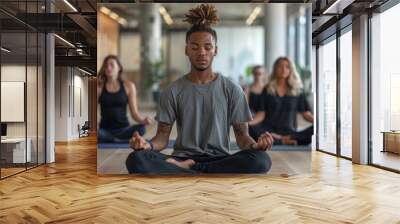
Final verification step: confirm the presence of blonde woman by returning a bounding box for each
[249,57,314,145]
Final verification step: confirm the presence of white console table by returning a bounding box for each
[1,138,32,163]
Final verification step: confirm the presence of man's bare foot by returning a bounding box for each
[166,158,195,169]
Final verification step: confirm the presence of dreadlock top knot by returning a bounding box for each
[183,4,219,27]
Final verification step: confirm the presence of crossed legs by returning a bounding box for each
[125,149,271,174]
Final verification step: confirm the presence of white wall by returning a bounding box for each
[54,67,89,141]
[55,67,69,141]
[1,65,29,138]
[120,33,141,71]
[168,32,190,78]
[1,64,46,163]
[214,26,264,83]
[72,73,89,138]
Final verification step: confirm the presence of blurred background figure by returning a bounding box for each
[246,65,268,117]
[249,57,313,145]
[97,55,153,143]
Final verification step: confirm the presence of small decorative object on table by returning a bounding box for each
[381,131,400,154]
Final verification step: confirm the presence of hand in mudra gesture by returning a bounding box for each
[253,132,274,151]
[129,131,151,151]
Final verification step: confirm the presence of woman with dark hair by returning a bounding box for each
[249,57,314,145]
[246,65,268,125]
[97,55,153,143]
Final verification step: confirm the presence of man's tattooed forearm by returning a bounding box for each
[233,123,248,136]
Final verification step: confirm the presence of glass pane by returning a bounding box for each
[318,38,337,154]
[371,4,400,171]
[340,30,352,158]
[1,30,28,177]
[27,31,38,169]
[38,33,45,165]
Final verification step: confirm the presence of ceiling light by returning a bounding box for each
[159,6,167,15]
[63,0,78,12]
[100,6,111,15]
[118,18,128,26]
[164,14,173,25]
[54,34,75,48]
[159,6,174,26]
[101,7,127,27]
[109,12,119,20]
[1,47,11,53]
[246,6,261,25]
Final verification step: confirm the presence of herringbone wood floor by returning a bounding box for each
[1,135,400,224]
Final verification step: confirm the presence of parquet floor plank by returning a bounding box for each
[1,135,400,223]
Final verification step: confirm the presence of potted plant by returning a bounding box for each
[148,60,166,103]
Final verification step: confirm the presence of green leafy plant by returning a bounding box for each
[143,60,166,89]
[245,65,254,78]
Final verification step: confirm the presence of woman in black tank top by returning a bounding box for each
[245,65,267,122]
[97,55,154,143]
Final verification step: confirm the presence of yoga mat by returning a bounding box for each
[97,140,175,149]
[98,140,311,151]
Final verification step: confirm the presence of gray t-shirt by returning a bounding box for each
[155,73,252,157]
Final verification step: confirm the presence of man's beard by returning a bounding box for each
[193,63,210,72]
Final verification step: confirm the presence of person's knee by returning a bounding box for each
[97,128,113,143]
[125,150,148,173]
[245,150,272,173]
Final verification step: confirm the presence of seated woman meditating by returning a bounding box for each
[249,57,314,145]
[97,55,153,143]
[245,65,268,118]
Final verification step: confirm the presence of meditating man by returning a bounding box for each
[125,4,273,174]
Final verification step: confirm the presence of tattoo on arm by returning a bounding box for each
[233,123,248,136]
[233,123,256,149]
[151,122,172,150]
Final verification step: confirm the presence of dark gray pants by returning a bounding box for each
[125,149,272,174]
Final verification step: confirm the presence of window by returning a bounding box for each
[339,29,352,158]
[317,37,337,154]
[371,3,400,171]
[0,1,46,179]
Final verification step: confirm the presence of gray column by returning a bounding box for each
[46,1,55,163]
[46,31,55,163]
[139,3,162,101]
[352,14,369,164]
[263,4,287,71]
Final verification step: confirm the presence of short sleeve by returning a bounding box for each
[297,92,309,113]
[229,84,252,124]
[155,88,176,125]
